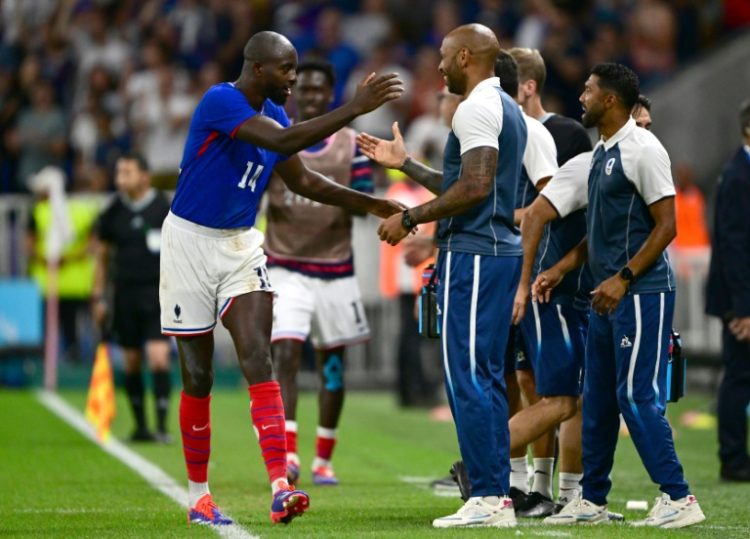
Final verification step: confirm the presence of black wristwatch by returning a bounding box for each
[401,210,416,231]
[619,266,635,283]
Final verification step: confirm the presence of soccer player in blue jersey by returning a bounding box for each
[358,24,527,528]
[534,63,705,528]
[159,31,404,527]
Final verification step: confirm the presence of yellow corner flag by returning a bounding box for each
[85,343,116,441]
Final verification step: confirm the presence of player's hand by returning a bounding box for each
[590,274,628,315]
[370,198,407,219]
[532,267,564,304]
[356,122,408,170]
[512,284,530,325]
[402,235,435,267]
[351,73,404,115]
[729,316,750,342]
[378,212,411,246]
[92,298,107,328]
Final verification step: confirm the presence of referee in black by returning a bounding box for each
[92,153,172,442]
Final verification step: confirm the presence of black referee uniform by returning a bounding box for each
[96,189,171,438]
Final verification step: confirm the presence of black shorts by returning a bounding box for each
[111,285,167,348]
[504,324,533,374]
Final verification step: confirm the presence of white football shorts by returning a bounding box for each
[160,212,272,336]
[269,266,370,349]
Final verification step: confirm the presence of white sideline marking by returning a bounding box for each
[36,390,258,539]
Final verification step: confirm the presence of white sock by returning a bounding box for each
[532,458,555,499]
[271,477,288,494]
[285,419,298,433]
[312,456,331,469]
[316,426,336,438]
[557,472,582,503]
[510,457,530,493]
[477,495,501,505]
[188,480,210,508]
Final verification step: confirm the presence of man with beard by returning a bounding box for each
[538,63,705,528]
[160,31,404,526]
[358,24,527,528]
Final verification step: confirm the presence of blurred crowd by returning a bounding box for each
[0,0,740,195]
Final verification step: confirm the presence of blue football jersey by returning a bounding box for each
[171,82,291,229]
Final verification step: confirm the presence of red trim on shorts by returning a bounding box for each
[162,327,215,337]
[219,297,236,319]
[271,334,308,344]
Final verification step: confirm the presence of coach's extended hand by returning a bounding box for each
[356,122,408,169]
[351,74,405,115]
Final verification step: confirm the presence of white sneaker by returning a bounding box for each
[432,496,516,528]
[543,494,608,525]
[631,493,706,529]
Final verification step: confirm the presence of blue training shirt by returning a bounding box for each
[436,78,528,256]
[171,82,291,229]
[587,118,676,294]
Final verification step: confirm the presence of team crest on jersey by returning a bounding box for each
[620,335,633,348]
[605,157,616,175]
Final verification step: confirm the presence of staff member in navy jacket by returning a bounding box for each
[706,99,750,482]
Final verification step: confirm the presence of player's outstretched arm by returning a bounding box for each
[236,73,403,156]
[357,122,443,195]
[377,146,495,246]
[275,154,405,218]
[512,196,559,324]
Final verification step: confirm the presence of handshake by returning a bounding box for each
[356,121,432,251]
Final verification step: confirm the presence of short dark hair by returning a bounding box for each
[634,94,651,112]
[117,152,149,172]
[740,99,750,137]
[297,59,336,88]
[494,51,519,99]
[590,63,640,111]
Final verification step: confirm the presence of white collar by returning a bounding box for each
[467,77,500,98]
[601,117,636,151]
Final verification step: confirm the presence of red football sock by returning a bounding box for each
[315,428,337,462]
[286,422,298,455]
[249,381,287,484]
[179,391,211,483]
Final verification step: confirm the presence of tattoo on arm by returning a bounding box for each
[400,158,443,195]
[410,147,497,224]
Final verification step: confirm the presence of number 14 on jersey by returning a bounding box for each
[238,161,265,191]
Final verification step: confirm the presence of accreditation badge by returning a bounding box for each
[146,228,162,253]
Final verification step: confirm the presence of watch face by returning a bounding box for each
[402,211,413,229]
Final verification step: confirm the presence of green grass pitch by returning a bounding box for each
[1,389,748,538]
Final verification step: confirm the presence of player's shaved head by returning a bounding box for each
[444,24,500,64]
[237,31,299,106]
[243,31,295,64]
